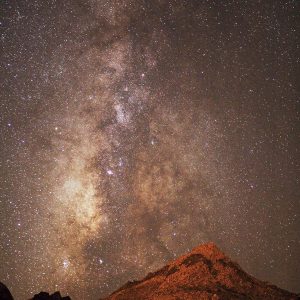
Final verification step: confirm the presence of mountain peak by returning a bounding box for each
[1,243,299,300]
[102,242,300,300]
[186,242,226,260]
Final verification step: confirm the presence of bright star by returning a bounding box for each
[107,169,113,175]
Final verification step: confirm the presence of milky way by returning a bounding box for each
[1,1,299,299]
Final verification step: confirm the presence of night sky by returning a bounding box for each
[0,1,299,299]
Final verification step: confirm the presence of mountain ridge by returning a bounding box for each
[101,242,299,300]
[1,243,299,300]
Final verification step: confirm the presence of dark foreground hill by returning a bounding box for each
[29,291,71,300]
[0,286,71,300]
[101,242,299,300]
[0,282,14,300]
[1,243,299,300]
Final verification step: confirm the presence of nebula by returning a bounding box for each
[1,1,299,299]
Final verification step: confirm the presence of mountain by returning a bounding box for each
[102,242,299,300]
[0,283,71,300]
[0,282,14,300]
[30,291,71,300]
[1,243,299,300]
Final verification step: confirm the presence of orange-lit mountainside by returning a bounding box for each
[1,243,299,300]
[101,243,299,300]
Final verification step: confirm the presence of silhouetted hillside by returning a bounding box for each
[0,282,14,300]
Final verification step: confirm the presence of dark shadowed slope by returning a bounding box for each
[0,282,14,300]
[29,291,71,300]
[101,242,300,300]
[0,283,71,300]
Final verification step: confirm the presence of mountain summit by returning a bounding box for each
[1,243,299,300]
[102,242,299,300]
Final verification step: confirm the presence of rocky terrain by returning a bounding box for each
[29,291,71,300]
[1,243,299,300]
[0,287,70,300]
[0,282,14,300]
[102,243,299,300]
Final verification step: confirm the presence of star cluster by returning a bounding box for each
[0,1,299,299]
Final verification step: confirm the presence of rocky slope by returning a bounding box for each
[1,243,299,300]
[0,284,71,300]
[0,282,14,300]
[102,242,299,300]
[30,291,71,300]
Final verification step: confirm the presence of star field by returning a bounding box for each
[0,1,299,299]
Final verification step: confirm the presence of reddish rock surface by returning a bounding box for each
[101,242,299,300]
